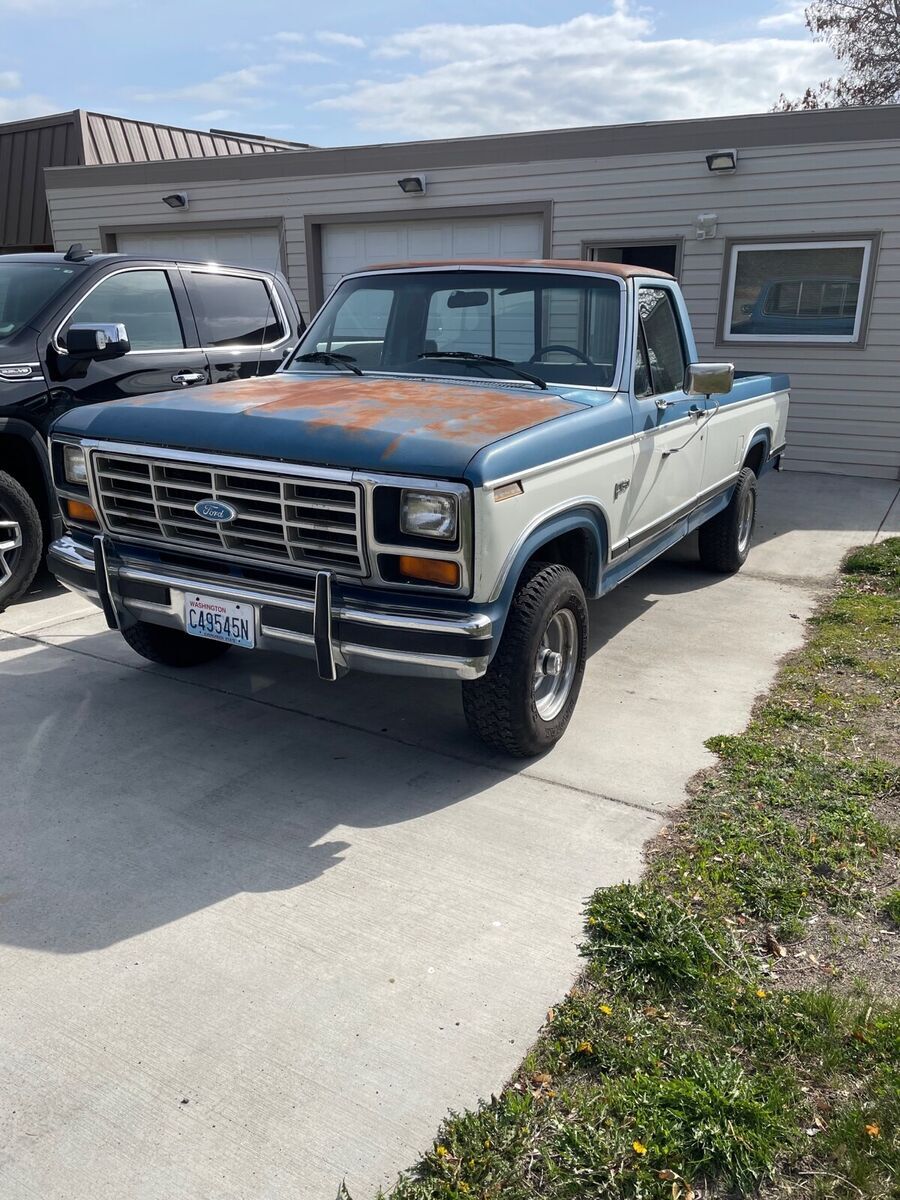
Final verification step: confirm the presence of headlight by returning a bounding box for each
[400,490,458,540]
[63,445,88,486]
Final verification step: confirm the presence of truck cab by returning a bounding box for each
[47,259,788,755]
[0,248,303,608]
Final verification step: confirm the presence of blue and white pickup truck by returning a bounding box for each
[48,260,788,755]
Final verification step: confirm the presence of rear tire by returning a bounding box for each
[120,619,231,667]
[462,562,587,757]
[698,467,757,574]
[0,470,43,611]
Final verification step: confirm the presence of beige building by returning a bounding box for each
[43,106,900,481]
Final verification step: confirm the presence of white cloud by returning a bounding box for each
[757,3,808,30]
[190,108,237,124]
[316,31,365,49]
[321,6,835,139]
[135,64,281,106]
[271,31,305,44]
[278,50,334,65]
[0,93,57,121]
[0,70,22,89]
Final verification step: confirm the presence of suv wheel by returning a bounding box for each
[462,562,587,757]
[0,470,43,611]
[121,619,231,667]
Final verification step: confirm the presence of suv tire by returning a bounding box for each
[698,467,758,574]
[0,470,43,611]
[462,562,587,757]
[121,620,231,667]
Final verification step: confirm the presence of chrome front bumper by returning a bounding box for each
[49,535,493,681]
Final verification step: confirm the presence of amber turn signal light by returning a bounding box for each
[66,498,98,524]
[397,555,460,587]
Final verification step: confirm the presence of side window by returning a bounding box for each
[62,270,184,351]
[634,331,652,398]
[188,272,285,347]
[637,287,686,395]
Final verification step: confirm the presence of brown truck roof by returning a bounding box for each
[359,258,674,280]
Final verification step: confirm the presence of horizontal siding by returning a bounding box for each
[46,135,900,479]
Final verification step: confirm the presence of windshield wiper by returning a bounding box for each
[294,351,363,376]
[418,351,547,390]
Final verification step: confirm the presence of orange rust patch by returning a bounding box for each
[242,375,580,454]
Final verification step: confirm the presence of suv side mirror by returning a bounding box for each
[684,361,734,396]
[65,323,131,360]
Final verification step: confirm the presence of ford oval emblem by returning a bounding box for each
[194,499,237,523]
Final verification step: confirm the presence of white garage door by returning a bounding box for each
[320,214,545,294]
[115,227,282,272]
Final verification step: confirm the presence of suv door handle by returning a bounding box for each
[171,371,206,385]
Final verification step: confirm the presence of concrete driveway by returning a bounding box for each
[1,470,897,1199]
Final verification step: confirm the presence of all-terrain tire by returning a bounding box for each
[120,619,231,667]
[0,469,43,611]
[698,466,758,574]
[462,562,588,757]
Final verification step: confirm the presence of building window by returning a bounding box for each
[722,238,876,345]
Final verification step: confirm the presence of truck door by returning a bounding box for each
[41,266,209,418]
[621,284,706,546]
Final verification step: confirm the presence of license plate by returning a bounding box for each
[184,593,255,649]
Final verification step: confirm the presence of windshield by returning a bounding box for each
[0,262,79,341]
[286,270,622,388]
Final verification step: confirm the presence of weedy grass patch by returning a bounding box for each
[377,539,899,1200]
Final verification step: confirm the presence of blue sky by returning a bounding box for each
[1,1,833,145]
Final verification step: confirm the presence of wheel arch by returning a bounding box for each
[488,503,608,643]
[743,426,773,476]
[0,419,55,531]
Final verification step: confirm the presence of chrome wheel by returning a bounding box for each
[737,487,755,556]
[0,518,22,587]
[533,607,579,722]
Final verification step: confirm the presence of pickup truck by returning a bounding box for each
[48,260,788,756]
[0,247,303,609]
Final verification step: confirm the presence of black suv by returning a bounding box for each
[0,247,304,607]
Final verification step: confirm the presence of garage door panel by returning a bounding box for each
[321,213,544,293]
[115,227,281,273]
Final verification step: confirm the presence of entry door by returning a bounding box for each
[621,285,706,542]
[42,266,209,414]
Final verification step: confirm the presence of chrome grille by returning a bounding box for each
[92,452,365,575]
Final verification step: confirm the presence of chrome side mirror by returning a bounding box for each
[683,361,734,396]
[65,323,131,360]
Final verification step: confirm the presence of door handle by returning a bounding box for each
[171,371,206,386]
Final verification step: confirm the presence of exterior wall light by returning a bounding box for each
[705,149,738,173]
[397,175,426,195]
[162,192,189,209]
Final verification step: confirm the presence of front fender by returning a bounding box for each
[482,504,607,649]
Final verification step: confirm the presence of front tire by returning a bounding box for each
[0,470,43,611]
[698,467,757,574]
[120,619,231,667]
[462,563,587,757]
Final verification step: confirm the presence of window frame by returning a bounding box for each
[634,283,688,398]
[183,266,291,352]
[53,266,189,355]
[718,235,880,349]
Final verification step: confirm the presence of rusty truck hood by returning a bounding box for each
[53,373,587,477]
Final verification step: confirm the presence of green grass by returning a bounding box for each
[374,538,900,1200]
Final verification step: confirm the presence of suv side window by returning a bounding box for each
[187,271,285,347]
[61,269,185,351]
[636,287,686,395]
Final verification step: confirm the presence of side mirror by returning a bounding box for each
[684,361,734,396]
[65,323,131,360]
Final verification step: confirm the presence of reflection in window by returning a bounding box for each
[64,270,184,351]
[725,241,872,343]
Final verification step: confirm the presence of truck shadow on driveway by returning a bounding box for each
[0,555,721,956]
